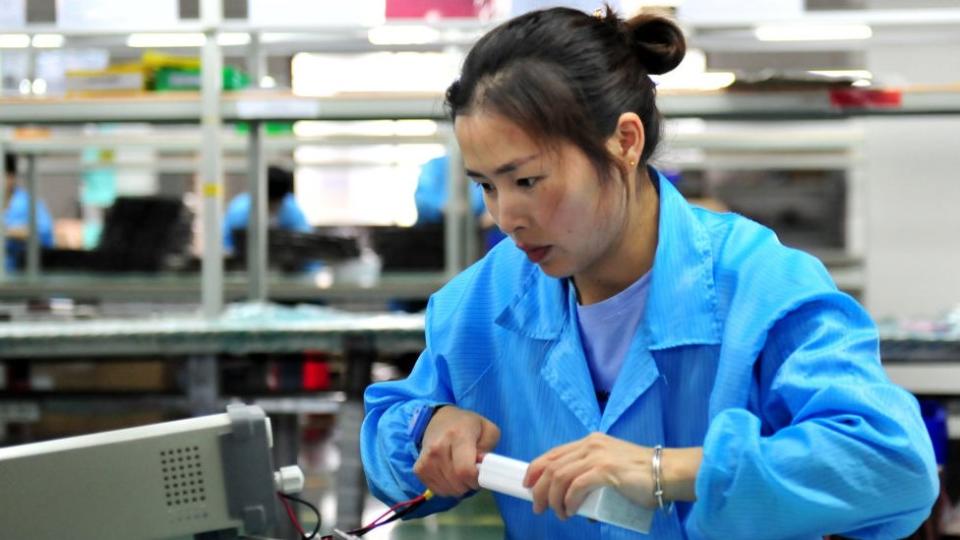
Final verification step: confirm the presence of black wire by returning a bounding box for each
[313,495,430,539]
[348,497,428,537]
[279,492,322,540]
[366,498,425,528]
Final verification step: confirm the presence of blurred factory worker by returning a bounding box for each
[414,155,485,224]
[3,153,54,272]
[415,154,506,250]
[222,165,311,253]
[362,7,938,540]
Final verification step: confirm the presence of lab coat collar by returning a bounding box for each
[496,168,722,349]
[494,266,568,341]
[645,170,723,350]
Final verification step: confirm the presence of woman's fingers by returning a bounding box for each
[451,435,481,491]
[414,407,502,498]
[529,446,587,515]
[525,438,581,488]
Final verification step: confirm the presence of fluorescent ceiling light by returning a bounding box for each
[217,33,251,46]
[368,25,440,45]
[653,72,736,91]
[622,0,684,10]
[808,69,873,79]
[126,32,247,47]
[261,33,298,44]
[754,24,872,41]
[0,34,30,48]
[650,48,735,91]
[32,34,64,48]
[293,119,439,137]
[127,33,205,48]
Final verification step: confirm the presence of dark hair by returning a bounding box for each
[445,6,685,182]
[4,153,15,176]
[267,165,294,203]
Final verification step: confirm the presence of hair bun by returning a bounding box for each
[624,13,686,75]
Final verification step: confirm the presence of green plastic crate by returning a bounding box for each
[154,66,250,91]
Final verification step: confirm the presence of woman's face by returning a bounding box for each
[455,112,628,280]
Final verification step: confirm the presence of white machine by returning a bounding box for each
[478,453,654,533]
[0,404,304,540]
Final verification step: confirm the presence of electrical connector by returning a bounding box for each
[477,453,653,533]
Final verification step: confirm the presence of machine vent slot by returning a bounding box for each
[160,446,207,509]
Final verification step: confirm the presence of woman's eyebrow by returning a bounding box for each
[465,154,540,179]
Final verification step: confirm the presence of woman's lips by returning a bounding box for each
[522,245,551,263]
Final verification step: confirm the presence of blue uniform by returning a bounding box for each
[5,187,54,271]
[415,155,506,250]
[222,192,311,252]
[414,155,486,224]
[362,171,938,539]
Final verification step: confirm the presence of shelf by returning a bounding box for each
[0,271,448,303]
[883,363,960,396]
[659,153,855,171]
[0,92,447,124]
[0,394,342,413]
[683,8,960,29]
[4,133,446,154]
[0,311,426,358]
[0,396,342,426]
[1,87,959,125]
[659,86,960,119]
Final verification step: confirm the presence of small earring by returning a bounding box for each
[629,160,636,167]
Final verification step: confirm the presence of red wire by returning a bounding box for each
[361,494,425,532]
[279,494,308,537]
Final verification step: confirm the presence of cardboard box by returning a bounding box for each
[32,410,168,438]
[66,63,145,95]
[30,360,172,392]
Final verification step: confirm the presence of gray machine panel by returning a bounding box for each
[0,405,280,540]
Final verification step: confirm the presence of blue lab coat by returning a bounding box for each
[5,187,54,271]
[362,171,938,539]
[415,155,506,250]
[414,155,486,225]
[222,192,311,252]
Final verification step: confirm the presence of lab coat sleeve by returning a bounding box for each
[281,195,312,233]
[222,196,244,252]
[686,294,939,539]
[413,157,446,224]
[360,296,463,518]
[37,201,54,247]
[5,192,54,247]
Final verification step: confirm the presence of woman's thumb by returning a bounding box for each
[477,418,501,452]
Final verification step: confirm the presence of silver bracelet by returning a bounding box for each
[652,444,666,511]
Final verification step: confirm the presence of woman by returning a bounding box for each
[361,7,938,539]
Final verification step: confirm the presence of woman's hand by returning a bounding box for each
[413,406,501,497]
[523,433,702,520]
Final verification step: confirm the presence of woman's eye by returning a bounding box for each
[478,182,495,193]
[517,177,540,188]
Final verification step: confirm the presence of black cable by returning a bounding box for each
[279,492,322,540]
[349,497,428,537]
[314,492,430,539]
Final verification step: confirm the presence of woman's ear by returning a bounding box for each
[606,112,645,167]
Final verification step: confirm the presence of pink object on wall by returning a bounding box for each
[386,0,484,18]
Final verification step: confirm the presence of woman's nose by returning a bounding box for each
[494,192,526,235]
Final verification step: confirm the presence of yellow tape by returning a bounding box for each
[202,183,222,197]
